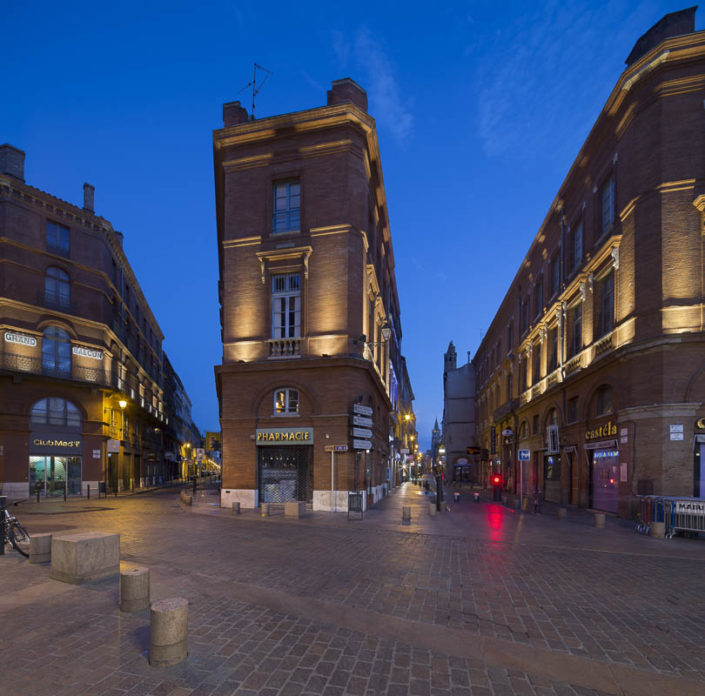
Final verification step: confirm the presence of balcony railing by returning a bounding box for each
[564,354,582,376]
[593,332,614,358]
[0,352,109,385]
[267,337,301,358]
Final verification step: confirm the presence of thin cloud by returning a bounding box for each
[331,27,413,143]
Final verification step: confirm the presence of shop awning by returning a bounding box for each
[583,439,618,450]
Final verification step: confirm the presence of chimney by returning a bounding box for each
[83,183,95,212]
[223,100,249,127]
[0,144,26,182]
[327,78,368,112]
[626,6,697,66]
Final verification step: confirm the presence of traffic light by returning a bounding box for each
[491,474,502,486]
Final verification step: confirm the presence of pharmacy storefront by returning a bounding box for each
[256,427,313,504]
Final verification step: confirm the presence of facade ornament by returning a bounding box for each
[588,273,594,294]
[539,326,547,344]
[611,246,620,270]
[580,281,587,302]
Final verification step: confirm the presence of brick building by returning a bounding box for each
[469,8,705,517]
[0,145,193,498]
[214,79,415,511]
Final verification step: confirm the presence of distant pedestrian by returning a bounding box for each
[532,489,542,514]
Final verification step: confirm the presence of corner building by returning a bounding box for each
[214,79,410,511]
[473,8,705,518]
[0,145,192,499]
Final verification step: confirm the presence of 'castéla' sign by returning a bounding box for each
[585,420,617,441]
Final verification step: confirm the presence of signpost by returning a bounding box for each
[352,415,373,428]
[518,449,530,502]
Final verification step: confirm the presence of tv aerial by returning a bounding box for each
[239,63,272,120]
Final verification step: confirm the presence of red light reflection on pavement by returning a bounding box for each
[486,505,505,543]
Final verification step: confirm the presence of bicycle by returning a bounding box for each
[2,502,30,557]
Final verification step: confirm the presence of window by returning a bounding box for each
[41,326,71,376]
[45,267,70,307]
[519,357,527,393]
[595,385,613,416]
[46,221,70,256]
[507,321,514,353]
[521,298,530,334]
[532,343,541,383]
[273,388,299,414]
[569,302,582,357]
[519,421,528,440]
[567,397,578,423]
[534,279,543,319]
[271,273,301,338]
[273,180,300,234]
[600,176,615,236]
[597,271,614,337]
[532,414,539,434]
[570,221,583,272]
[506,371,512,401]
[550,254,560,297]
[548,326,558,373]
[30,398,81,427]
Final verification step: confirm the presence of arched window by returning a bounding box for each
[31,398,81,427]
[273,388,299,415]
[595,385,613,416]
[42,326,71,376]
[45,267,70,307]
[519,421,529,440]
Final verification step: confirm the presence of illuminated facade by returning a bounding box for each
[473,8,705,517]
[0,145,191,498]
[214,79,413,511]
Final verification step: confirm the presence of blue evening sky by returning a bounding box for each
[3,1,697,449]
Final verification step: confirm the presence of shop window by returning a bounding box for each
[46,221,70,256]
[45,267,70,308]
[271,273,301,338]
[274,388,299,415]
[597,271,614,337]
[41,326,71,376]
[595,385,613,416]
[30,398,81,427]
[272,179,300,234]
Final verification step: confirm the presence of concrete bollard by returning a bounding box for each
[260,502,270,517]
[593,512,606,528]
[402,506,411,523]
[120,565,150,612]
[231,502,240,515]
[428,503,436,517]
[650,521,665,538]
[150,597,188,667]
[284,501,306,518]
[557,507,567,520]
[29,533,52,564]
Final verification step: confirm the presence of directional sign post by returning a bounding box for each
[352,404,373,416]
[352,415,373,428]
[353,439,372,450]
[352,427,372,439]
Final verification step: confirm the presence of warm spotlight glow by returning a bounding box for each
[118,400,127,409]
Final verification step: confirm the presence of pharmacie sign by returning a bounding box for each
[255,427,314,445]
[585,420,617,441]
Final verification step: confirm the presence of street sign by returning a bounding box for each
[353,439,372,450]
[518,449,530,461]
[400,448,409,454]
[107,439,120,453]
[324,444,349,452]
[352,427,372,439]
[353,403,373,416]
[466,446,481,455]
[352,415,373,428]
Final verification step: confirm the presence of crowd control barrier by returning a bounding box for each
[663,497,705,538]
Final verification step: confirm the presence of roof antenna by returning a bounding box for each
[238,63,272,120]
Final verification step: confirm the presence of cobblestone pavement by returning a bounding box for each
[2,482,704,696]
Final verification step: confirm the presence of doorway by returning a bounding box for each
[29,456,81,496]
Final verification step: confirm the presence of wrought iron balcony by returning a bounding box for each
[0,352,109,385]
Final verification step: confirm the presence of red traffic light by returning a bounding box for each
[491,474,502,485]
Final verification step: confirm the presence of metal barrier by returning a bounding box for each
[634,495,665,534]
[664,498,705,538]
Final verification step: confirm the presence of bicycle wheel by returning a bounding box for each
[9,521,30,557]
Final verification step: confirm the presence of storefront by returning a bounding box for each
[543,453,561,503]
[29,434,82,497]
[256,427,313,503]
[585,420,619,513]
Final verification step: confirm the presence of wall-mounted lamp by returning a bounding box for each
[118,399,127,409]
[355,323,392,348]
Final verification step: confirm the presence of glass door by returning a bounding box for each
[29,456,47,496]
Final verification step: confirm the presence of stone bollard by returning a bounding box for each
[260,502,270,518]
[428,503,436,517]
[650,521,665,538]
[593,512,606,528]
[29,533,52,564]
[402,506,411,523]
[557,507,567,520]
[150,597,188,667]
[120,565,150,612]
[231,502,240,515]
